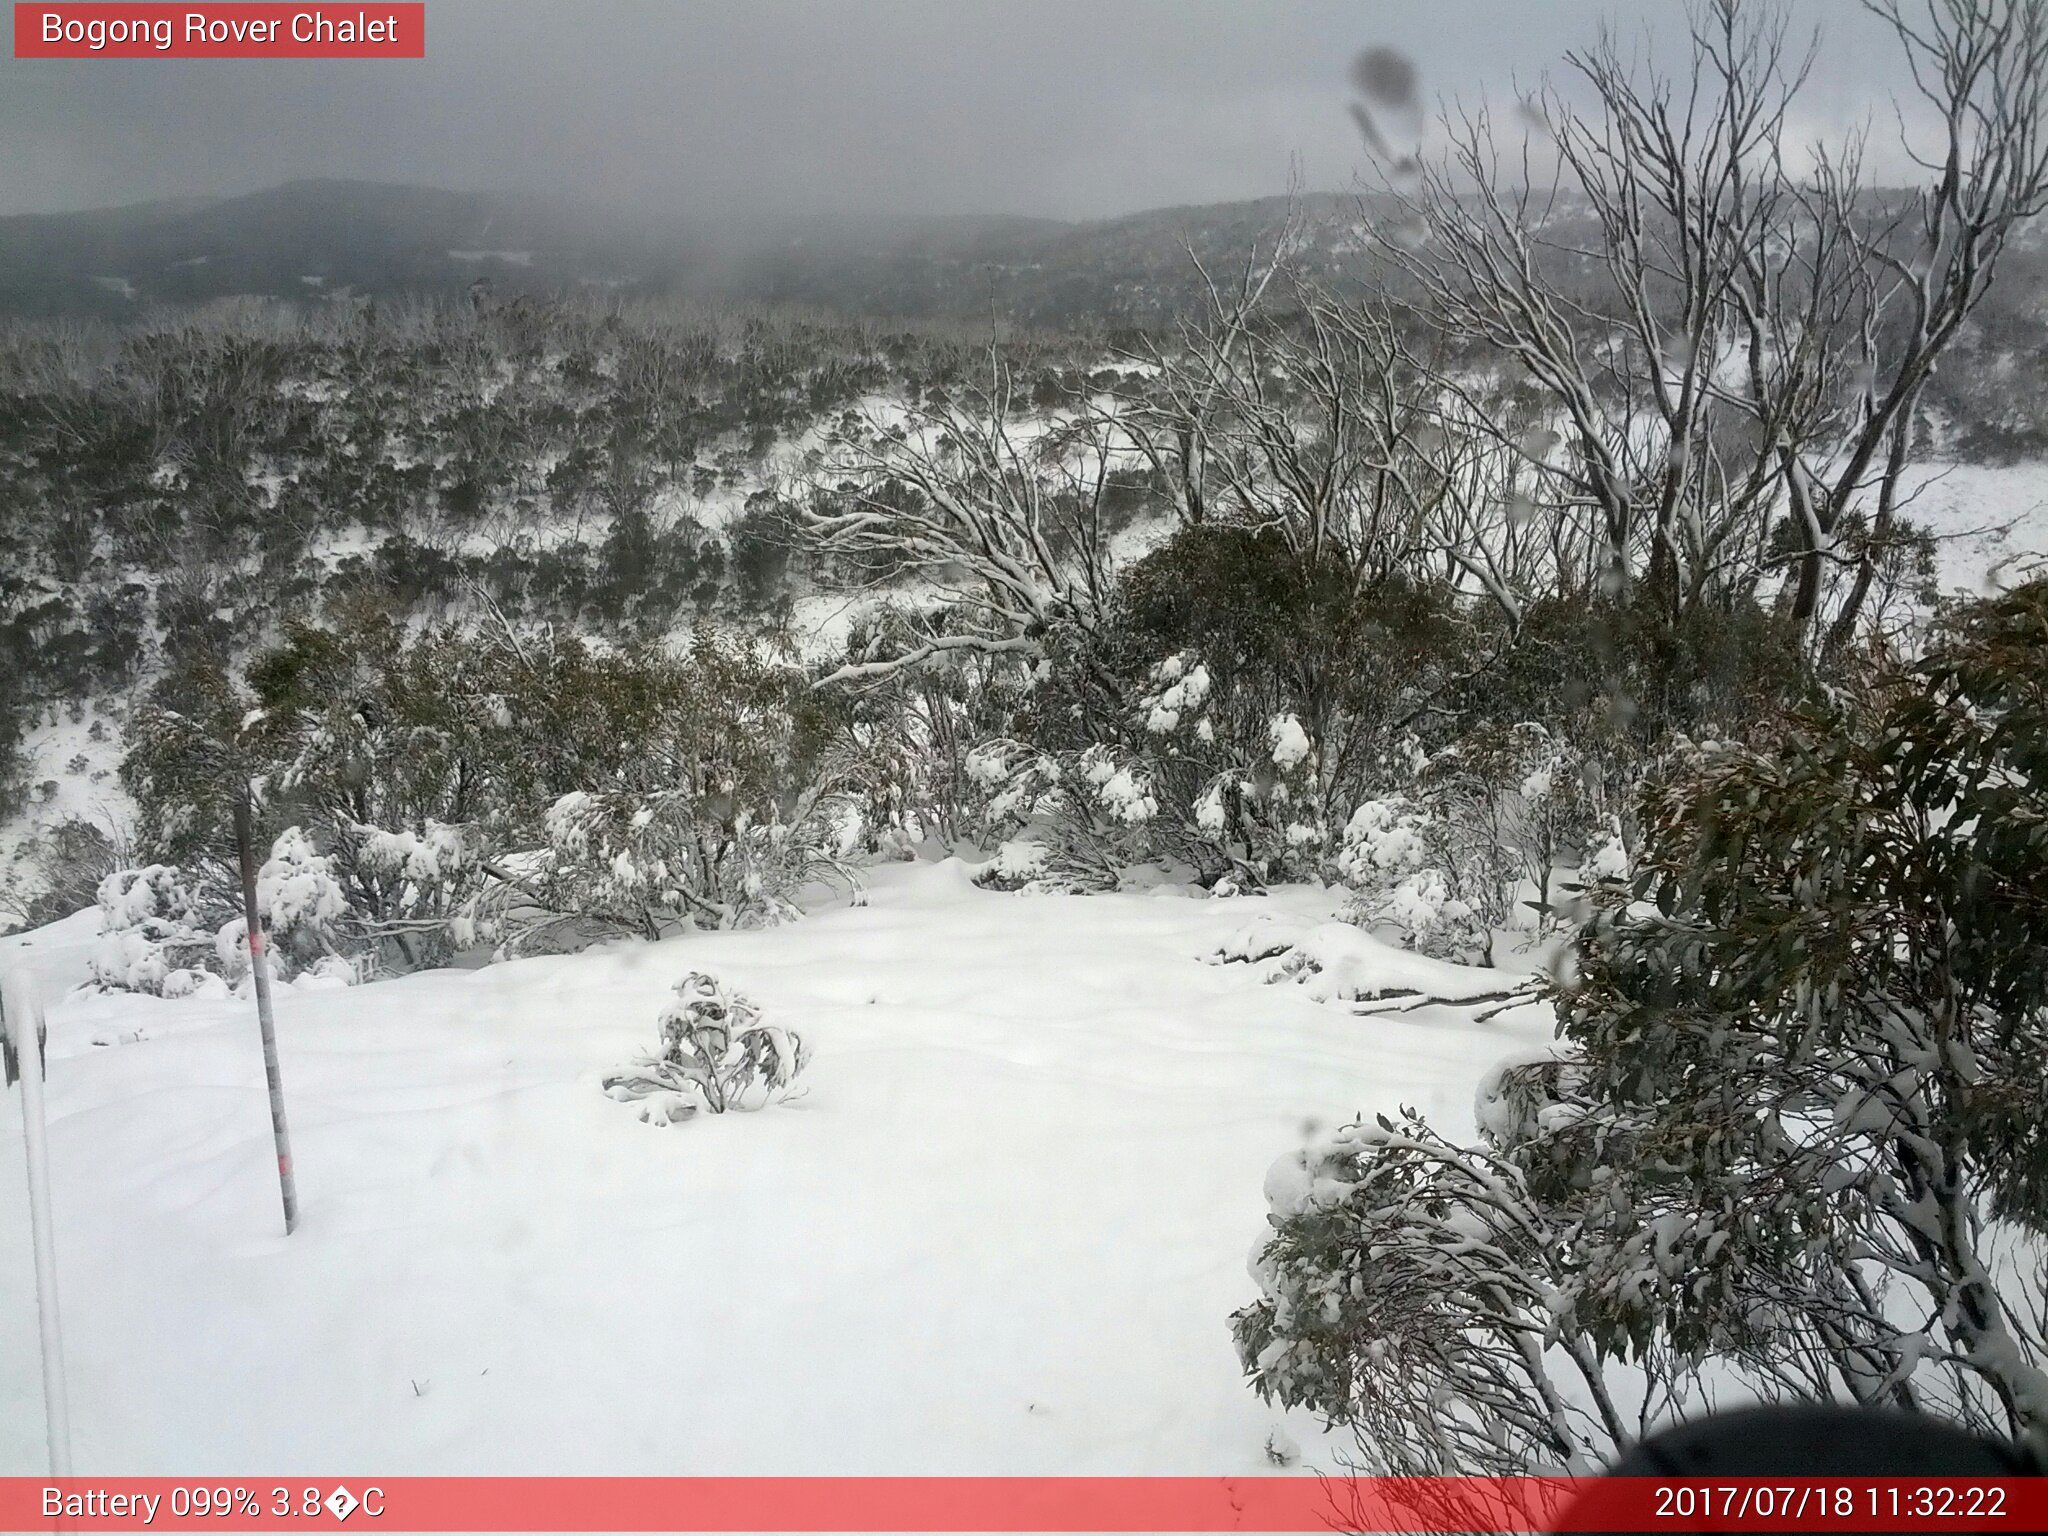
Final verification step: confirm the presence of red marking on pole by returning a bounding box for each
[247,928,265,957]
[278,1155,292,1179]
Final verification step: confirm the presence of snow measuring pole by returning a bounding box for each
[234,790,300,1235]
[3,967,74,1477]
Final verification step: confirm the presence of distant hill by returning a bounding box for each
[713,195,1385,327]
[0,178,1387,325]
[9,177,2039,343]
[0,179,693,318]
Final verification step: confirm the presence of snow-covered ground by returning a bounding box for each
[1898,460,2048,597]
[0,861,1550,1476]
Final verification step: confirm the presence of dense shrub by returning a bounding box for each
[1334,722,1623,964]
[117,611,856,979]
[980,524,1471,888]
[1465,593,1810,765]
[1234,579,2048,1473]
[89,863,227,995]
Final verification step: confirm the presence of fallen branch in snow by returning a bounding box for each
[1211,916,1553,1018]
[814,633,1038,689]
[1472,992,1548,1024]
[1350,983,1538,1019]
[1211,935,1296,966]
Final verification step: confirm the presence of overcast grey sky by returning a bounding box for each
[0,1,1924,223]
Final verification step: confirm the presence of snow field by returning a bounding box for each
[0,861,1549,1476]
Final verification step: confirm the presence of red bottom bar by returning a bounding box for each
[1,1476,2040,1533]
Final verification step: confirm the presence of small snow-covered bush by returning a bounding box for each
[972,837,1051,892]
[960,738,1132,893]
[1332,794,1486,960]
[89,864,228,995]
[602,972,810,1123]
[335,818,497,968]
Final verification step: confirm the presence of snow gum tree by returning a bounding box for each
[1372,0,2048,651]
[1555,576,2048,1439]
[1235,578,2048,1471]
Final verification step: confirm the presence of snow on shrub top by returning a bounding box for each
[354,821,475,886]
[96,864,203,932]
[89,827,363,998]
[1267,714,1313,771]
[1143,654,1213,735]
[257,826,345,936]
[1336,798,1432,880]
[90,864,220,995]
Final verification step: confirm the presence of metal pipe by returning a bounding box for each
[3,968,74,1477]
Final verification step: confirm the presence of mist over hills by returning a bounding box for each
[0,177,1374,325]
[0,180,681,317]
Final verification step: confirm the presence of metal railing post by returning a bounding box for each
[3,968,74,1477]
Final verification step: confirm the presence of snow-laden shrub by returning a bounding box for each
[972,838,1051,892]
[1234,1110,1603,1476]
[540,784,862,937]
[89,864,227,994]
[1104,529,1466,881]
[944,535,1463,895]
[959,737,1139,893]
[1237,581,2048,1478]
[602,972,810,1123]
[254,825,348,966]
[824,602,1034,851]
[295,955,358,990]
[1330,724,1620,964]
[1140,652,1213,737]
[963,738,1058,826]
[962,648,1333,896]
[1332,795,1487,960]
[1267,713,1313,773]
[1578,816,1630,884]
[1117,648,1333,885]
[89,828,359,996]
[1080,743,1158,826]
[337,818,497,967]
[160,966,230,1001]
[97,863,207,935]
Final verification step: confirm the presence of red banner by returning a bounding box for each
[0,1476,2042,1532]
[13,5,424,59]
